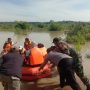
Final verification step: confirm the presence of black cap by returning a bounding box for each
[52,37,60,43]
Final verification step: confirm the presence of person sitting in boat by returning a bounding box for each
[37,43,44,48]
[24,38,36,59]
[37,43,47,58]
[18,46,28,66]
[2,42,12,55]
[19,46,26,55]
[0,42,14,66]
[5,38,14,47]
[24,38,36,50]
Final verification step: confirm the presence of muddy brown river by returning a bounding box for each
[0,31,89,90]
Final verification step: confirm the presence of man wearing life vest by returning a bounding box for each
[52,37,90,90]
[24,38,36,50]
[4,38,14,48]
[2,42,12,55]
[24,38,32,50]
[24,38,37,61]
[37,43,47,58]
[24,38,33,62]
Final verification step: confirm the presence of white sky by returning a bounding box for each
[0,0,90,22]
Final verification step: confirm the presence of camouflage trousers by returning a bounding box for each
[74,63,90,90]
[0,74,20,90]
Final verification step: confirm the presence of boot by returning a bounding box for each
[86,84,90,90]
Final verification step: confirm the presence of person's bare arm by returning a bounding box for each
[39,59,48,71]
[39,55,50,71]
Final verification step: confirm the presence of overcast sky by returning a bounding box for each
[0,0,90,22]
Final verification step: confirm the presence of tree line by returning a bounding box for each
[0,21,90,46]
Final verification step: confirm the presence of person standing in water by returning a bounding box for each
[39,49,81,90]
[0,42,24,90]
[52,37,90,90]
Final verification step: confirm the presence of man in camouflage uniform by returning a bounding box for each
[52,37,90,90]
[69,48,90,89]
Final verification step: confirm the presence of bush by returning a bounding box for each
[37,23,44,28]
[49,23,61,31]
[67,33,86,44]
[15,22,31,30]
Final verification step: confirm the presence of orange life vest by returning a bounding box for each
[29,47,44,65]
[38,47,47,58]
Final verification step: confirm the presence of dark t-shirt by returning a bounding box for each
[0,50,24,78]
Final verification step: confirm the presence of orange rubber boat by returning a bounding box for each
[21,47,52,81]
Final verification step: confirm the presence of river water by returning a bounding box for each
[0,31,89,90]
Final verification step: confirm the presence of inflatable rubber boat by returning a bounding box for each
[21,47,51,81]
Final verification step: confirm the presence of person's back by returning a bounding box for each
[0,48,23,78]
[39,51,81,90]
[0,43,24,90]
[52,37,90,90]
[45,51,72,66]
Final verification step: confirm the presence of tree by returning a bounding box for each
[15,21,32,30]
[49,21,61,31]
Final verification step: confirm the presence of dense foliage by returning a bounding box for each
[49,20,61,31]
[0,21,90,45]
[15,21,32,30]
[66,22,90,44]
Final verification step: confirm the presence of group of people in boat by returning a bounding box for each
[0,37,90,90]
[0,37,47,90]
